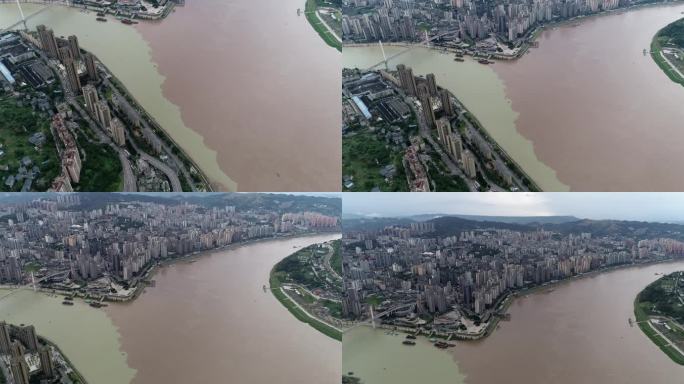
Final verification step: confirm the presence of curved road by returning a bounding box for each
[139,151,182,192]
[322,244,343,282]
[103,78,192,192]
[118,152,137,191]
[125,131,182,192]
[67,99,138,191]
[42,48,137,192]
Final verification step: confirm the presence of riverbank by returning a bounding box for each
[24,232,337,304]
[0,288,136,384]
[344,45,570,191]
[1,3,244,192]
[345,0,684,63]
[129,0,341,191]
[485,258,684,338]
[0,0,175,22]
[96,55,216,192]
[103,233,342,383]
[451,89,541,191]
[305,0,341,51]
[633,272,684,365]
[38,335,89,384]
[370,257,684,345]
[650,17,684,86]
[513,1,684,61]
[346,258,684,384]
[269,243,344,341]
[342,325,467,384]
[1,16,216,191]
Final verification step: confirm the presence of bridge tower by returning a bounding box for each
[370,305,376,329]
[424,30,430,48]
[31,271,36,292]
[15,0,28,30]
[379,40,388,71]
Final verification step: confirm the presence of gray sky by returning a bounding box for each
[343,193,684,222]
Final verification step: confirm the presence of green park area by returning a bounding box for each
[74,133,122,192]
[426,147,470,192]
[634,271,684,365]
[651,17,684,87]
[0,96,61,191]
[305,0,341,51]
[343,132,409,192]
[270,242,343,341]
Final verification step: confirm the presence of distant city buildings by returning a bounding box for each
[342,217,684,338]
[71,0,179,20]
[0,194,340,301]
[343,0,632,52]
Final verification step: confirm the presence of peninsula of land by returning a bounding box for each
[269,239,346,341]
[651,16,684,86]
[634,271,684,365]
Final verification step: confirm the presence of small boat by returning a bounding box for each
[402,340,416,346]
[121,19,134,25]
[89,302,103,308]
[96,17,107,22]
[434,341,452,349]
[297,8,301,16]
[96,12,105,17]
[454,57,464,62]
[406,335,417,339]
[62,301,74,306]
[478,59,491,65]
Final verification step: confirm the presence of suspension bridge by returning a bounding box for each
[368,29,460,70]
[348,302,415,330]
[1,0,56,33]
[0,270,70,302]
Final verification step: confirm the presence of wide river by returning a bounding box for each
[0,234,341,384]
[344,3,684,191]
[0,0,340,191]
[343,260,684,384]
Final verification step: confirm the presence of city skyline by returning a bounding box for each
[341,192,684,383]
[0,192,343,384]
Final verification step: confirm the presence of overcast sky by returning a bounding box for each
[343,193,684,222]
